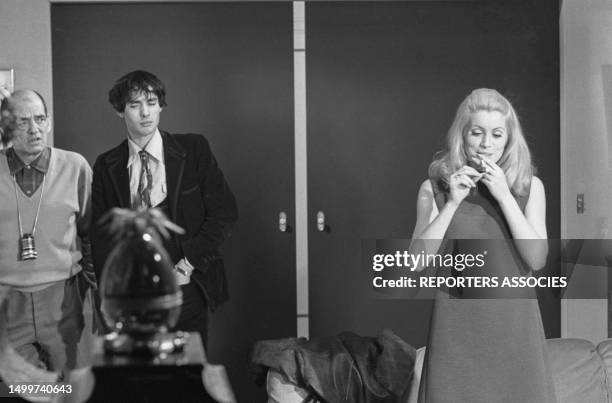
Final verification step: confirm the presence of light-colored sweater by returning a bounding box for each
[0,148,92,291]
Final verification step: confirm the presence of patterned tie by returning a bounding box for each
[137,150,153,208]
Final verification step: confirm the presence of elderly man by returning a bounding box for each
[0,89,95,373]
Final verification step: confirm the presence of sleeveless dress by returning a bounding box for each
[417,180,557,403]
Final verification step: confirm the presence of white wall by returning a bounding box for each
[561,0,612,343]
[0,0,53,144]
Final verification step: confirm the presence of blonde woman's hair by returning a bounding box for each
[429,88,534,196]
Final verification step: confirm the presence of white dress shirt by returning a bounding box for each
[127,129,167,208]
[127,130,192,285]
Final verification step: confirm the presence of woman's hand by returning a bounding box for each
[480,157,512,202]
[448,166,482,205]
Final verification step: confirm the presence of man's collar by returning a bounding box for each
[127,129,164,167]
[6,147,51,175]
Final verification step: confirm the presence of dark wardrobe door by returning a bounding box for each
[307,1,560,346]
[52,3,294,399]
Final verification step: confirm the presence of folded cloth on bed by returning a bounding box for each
[250,328,416,402]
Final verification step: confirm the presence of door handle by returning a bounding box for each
[279,211,288,232]
[316,211,327,232]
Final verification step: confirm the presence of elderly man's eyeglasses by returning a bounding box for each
[15,116,48,130]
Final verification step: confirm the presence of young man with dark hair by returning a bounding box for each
[91,70,238,346]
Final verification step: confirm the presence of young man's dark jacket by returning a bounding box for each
[91,131,237,309]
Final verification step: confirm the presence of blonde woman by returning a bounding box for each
[412,89,556,402]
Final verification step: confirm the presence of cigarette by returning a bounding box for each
[473,156,487,173]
